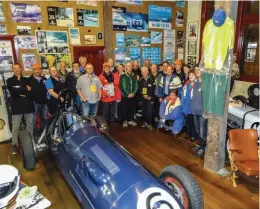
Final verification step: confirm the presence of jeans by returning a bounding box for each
[185,114,198,138]
[34,104,48,130]
[12,113,33,146]
[193,115,208,150]
[82,101,99,116]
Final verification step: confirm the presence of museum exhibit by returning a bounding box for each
[0,0,259,209]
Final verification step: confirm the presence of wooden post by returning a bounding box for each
[103,1,113,60]
[203,1,233,173]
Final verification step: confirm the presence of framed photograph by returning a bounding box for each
[84,35,96,45]
[187,22,198,40]
[69,28,81,45]
[188,40,197,56]
[187,56,197,67]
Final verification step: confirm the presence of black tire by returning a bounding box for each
[93,115,110,135]
[248,84,259,99]
[18,130,36,170]
[233,95,247,106]
[160,165,204,209]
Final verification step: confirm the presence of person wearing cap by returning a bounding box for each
[7,63,34,154]
[65,61,84,112]
[79,56,87,73]
[76,63,102,116]
[28,64,47,133]
[99,62,116,121]
[58,61,68,80]
[174,60,186,84]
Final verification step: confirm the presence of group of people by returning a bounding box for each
[7,56,207,157]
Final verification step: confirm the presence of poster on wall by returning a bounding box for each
[115,48,126,65]
[15,36,37,49]
[84,35,96,45]
[177,48,184,60]
[126,12,148,32]
[151,31,162,44]
[0,24,7,34]
[176,31,184,48]
[76,0,97,6]
[36,31,69,54]
[10,3,42,23]
[22,54,36,71]
[0,40,14,69]
[176,10,184,27]
[17,26,31,35]
[116,0,142,5]
[69,28,81,45]
[47,7,74,27]
[0,2,5,22]
[187,56,197,67]
[142,47,161,64]
[112,6,127,31]
[141,37,150,46]
[77,9,99,27]
[187,22,198,40]
[116,33,125,47]
[40,53,72,70]
[188,40,197,56]
[129,47,140,63]
[163,29,175,63]
[125,35,140,47]
[148,5,172,29]
[176,0,185,8]
[68,28,80,45]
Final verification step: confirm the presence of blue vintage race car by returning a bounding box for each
[19,89,203,209]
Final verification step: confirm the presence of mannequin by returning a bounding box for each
[200,8,234,117]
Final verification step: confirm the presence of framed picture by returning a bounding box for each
[187,22,198,40]
[84,35,96,45]
[187,56,197,67]
[188,40,197,56]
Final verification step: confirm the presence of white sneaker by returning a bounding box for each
[123,121,128,128]
[128,121,137,126]
[147,124,153,130]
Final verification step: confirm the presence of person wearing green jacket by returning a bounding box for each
[120,61,138,128]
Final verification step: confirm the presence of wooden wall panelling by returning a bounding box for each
[1,1,104,66]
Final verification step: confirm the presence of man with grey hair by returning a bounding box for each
[108,58,117,73]
[138,66,155,130]
[79,56,87,73]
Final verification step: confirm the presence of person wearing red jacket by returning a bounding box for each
[99,62,116,122]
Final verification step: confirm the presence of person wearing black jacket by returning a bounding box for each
[29,64,47,132]
[7,63,34,154]
[139,66,155,130]
[65,61,83,111]
[132,59,141,80]
[174,60,186,84]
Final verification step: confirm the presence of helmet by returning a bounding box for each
[0,165,20,208]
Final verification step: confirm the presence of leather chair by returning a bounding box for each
[228,129,259,187]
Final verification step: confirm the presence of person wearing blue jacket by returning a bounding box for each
[181,70,197,140]
[191,68,208,157]
[158,90,184,136]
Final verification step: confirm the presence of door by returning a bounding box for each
[73,46,105,75]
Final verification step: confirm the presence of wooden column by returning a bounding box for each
[103,1,113,60]
[203,1,233,173]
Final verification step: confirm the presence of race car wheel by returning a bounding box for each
[248,84,259,99]
[93,115,110,135]
[160,165,203,209]
[19,130,36,170]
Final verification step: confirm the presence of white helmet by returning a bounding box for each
[0,165,20,208]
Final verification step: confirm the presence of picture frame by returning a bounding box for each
[84,35,97,45]
[187,22,198,40]
[187,56,197,67]
[188,40,197,56]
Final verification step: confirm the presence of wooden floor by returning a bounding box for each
[0,123,258,209]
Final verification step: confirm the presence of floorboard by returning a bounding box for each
[0,123,258,209]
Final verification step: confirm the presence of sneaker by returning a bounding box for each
[135,113,142,117]
[123,121,128,128]
[12,145,18,155]
[195,149,205,157]
[147,124,153,130]
[192,146,200,152]
[128,121,137,126]
[141,122,147,128]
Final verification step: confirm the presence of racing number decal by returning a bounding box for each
[137,187,182,209]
